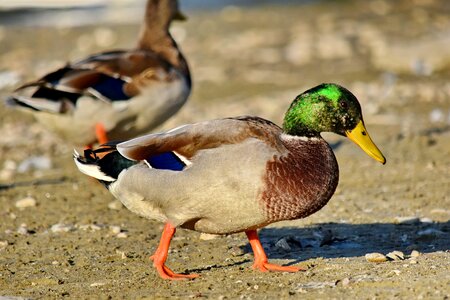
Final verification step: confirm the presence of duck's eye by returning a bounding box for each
[340,101,348,109]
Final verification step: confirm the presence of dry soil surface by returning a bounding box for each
[0,0,449,299]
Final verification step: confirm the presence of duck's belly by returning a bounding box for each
[111,139,275,234]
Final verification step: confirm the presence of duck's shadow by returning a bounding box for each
[187,220,449,274]
[253,221,449,265]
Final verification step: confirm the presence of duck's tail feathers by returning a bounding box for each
[6,94,67,113]
[74,144,136,185]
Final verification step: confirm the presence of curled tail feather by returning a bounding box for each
[74,144,136,185]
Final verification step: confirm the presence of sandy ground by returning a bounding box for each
[0,0,449,298]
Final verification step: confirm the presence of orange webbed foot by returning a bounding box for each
[95,123,109,145]
[251,260,305,272]
[150,223,199,280]
[246,230,305,273]
[150,256,199,280]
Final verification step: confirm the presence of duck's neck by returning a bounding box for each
[136,1,182,69]
[282,119,321,139]
[282,126,320,139]
[282,95,329,138]
[137,23,173,52]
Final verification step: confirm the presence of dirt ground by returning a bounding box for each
[0,0,449,299]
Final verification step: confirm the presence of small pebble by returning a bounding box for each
[392,269,401,276]
[107,201,122,210]
[410,250,420,258]
[274,235,301,251]
[394,216,420,224]
[410,260,418,264]
[426,162,436,170]
[51,223,74,233]
[199,233,220,240]
[15,196,37,209]
[116,250,127,259]
[419,217,433,223]
[341,277,350,286]
[275,237,292,251]
[52,261,59,265]
[110,226,121,235]
[386,251,405,261]
[78,224,102,231]
[90,224,102,231]
[365,252,388,263]
[228,245,245,257]
[17,225,29,235]
[0,240,8,250]
[90,282,106,287]
[116,232,128,239]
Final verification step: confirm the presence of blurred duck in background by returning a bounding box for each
[6,0,191,148]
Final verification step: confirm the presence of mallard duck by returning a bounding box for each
[6,0,190,147]
[74,83,386,280]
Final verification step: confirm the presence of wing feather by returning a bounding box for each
[9,49,178,111]
[117,117,285,161]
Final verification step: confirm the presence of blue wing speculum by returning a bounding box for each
[146,152,187,171]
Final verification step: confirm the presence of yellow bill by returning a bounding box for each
[345,120,386,164]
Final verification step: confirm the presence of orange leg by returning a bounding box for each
[245,230,304,272]
[150,223,199,280]
[95,123,109,145]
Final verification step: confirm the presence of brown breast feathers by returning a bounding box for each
[260,136,339,223]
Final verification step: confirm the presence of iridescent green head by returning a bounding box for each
[283,83,361,137]
[283,83,386,164]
